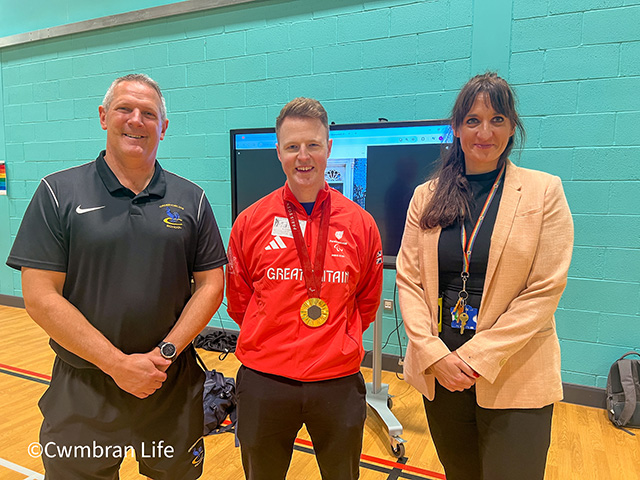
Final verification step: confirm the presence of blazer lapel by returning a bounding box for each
[484,161,522,291]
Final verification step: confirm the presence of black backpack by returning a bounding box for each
[195,352,237,436]
[606,351,640,435]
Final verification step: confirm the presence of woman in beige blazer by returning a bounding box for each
[396,73,573,480]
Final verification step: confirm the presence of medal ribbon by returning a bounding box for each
[460,164,505,275]
[285,192,331,299]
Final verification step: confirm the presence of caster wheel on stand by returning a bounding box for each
[391,442,405,458]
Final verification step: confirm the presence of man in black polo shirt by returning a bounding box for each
[7,74,227,479]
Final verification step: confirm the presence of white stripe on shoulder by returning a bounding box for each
[40,161,95,209]
[41,178,59,209]
[197,191,205,223]
[164,171,207,221]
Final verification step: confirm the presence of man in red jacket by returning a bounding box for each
[226,97,383,479]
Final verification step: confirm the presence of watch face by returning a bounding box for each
[161,342,176,358]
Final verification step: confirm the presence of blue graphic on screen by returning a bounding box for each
[353,158,366,207]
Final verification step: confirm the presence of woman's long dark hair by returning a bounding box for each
[420,72,525,229]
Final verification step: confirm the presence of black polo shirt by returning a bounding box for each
[7,151,228,369]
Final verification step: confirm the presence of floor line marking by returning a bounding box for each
[0,363,51,380]
[294,438,445,479]
[0,368,50,385]
[292,444,435,479]
[360,452,446,479]
[0,457,44,479]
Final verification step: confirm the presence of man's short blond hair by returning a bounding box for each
[275,97,329,141]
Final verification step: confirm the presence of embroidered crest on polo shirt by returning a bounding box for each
[160,203,184,230]
[188,438,204,467]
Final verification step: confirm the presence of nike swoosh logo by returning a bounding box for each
[76,205,106,214]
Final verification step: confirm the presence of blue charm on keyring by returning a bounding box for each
[450,305,478,331]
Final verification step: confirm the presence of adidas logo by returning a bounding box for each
[265,235,287,251]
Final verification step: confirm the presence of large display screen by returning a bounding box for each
[230,120,452,267]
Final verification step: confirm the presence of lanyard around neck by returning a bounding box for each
[285,193,331,298]
[460,164,505,275]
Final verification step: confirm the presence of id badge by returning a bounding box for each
[450,305,478,331]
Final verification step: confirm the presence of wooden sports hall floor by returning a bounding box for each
[1,305,638,480]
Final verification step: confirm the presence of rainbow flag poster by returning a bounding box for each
[0,161,6,195]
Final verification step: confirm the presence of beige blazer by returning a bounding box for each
[396,161,574,409]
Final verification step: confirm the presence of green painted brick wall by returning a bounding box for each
[0,0,639,388]
[0,0,194,38]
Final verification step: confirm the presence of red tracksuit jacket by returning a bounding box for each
[226,182,383,381]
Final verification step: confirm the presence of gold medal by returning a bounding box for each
[300,298,329,327]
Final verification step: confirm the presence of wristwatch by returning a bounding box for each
[158,341,177,362]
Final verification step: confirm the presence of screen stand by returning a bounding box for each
[365,303,406,458]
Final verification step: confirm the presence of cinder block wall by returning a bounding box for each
[0,0,638,388]
[508,1,640,387]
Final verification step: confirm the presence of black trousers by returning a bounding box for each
[40,350,205,480]
[423,382,554,480]
[236,366,367,480]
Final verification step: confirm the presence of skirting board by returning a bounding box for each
[0,310,607,410]
[0,294,25,308]
[562,382,607,409]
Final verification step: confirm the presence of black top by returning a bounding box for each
[437,168,505,351]
[7,151,228,368]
